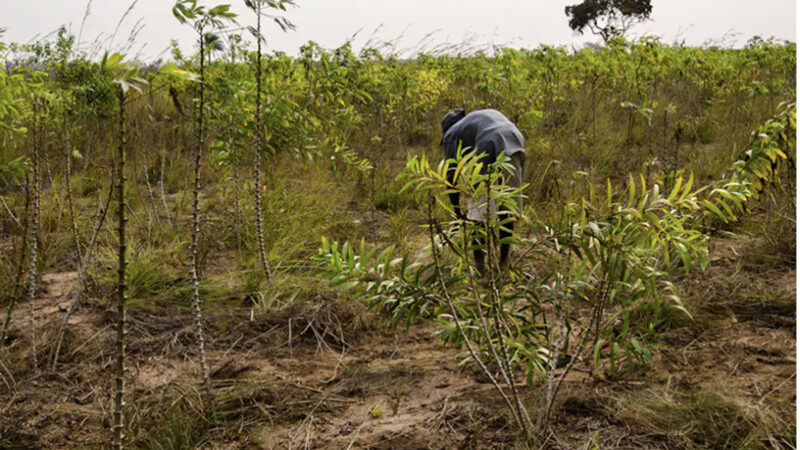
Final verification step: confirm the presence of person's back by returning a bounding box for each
[441,109,525,168]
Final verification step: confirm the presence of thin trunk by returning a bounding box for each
[253,5,274,285]
[159,148,172,227]
[0,179,30,345]
[64,124,83,270]
[591,78,597,143]
[233,160,243,260]
[189,29,213,402]
[27,100,41,370]
[142,152,160,223]
[544,321,592,425]
[112,89,127,450]
[479,181,533,437]
[425,197,522,432]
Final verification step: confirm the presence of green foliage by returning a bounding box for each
[101,52,147,94]
[173,1,237,29]
[317,238,443,327]
[0,60,40,147]
[386,207,411,248]
[0,156,30,184]
[126,246,180,303]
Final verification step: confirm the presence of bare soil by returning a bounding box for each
[0,239,795,449]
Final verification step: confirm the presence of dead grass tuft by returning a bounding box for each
[613,388,793,449]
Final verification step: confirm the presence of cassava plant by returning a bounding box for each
[173,0,238,402]
[98,51,192,449]
[244,0,295,285]
[99,51,148,450]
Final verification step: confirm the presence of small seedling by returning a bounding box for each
[391,386,405,415]
[369,403,382,419]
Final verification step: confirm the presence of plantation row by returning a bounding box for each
[0,5,796,446]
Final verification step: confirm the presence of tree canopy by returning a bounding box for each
[565,0,653,43]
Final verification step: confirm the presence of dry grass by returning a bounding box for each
[613,388,793,449]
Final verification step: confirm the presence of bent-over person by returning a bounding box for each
[440,108,526,275]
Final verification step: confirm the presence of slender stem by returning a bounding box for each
[425,197,517,417]
[189,26,213,403]
[457,171,526,430]
[64,121,83,270]
[27,99,41,371]
[112,89,127,450]
[159,147,172,227]
[480,174,532,437]
[544,318,593,424]
[0,195,19,228]
[253,2,273,285]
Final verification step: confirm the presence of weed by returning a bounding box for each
[129,391,212,450]
[390,386,405,415]
[386,207,411,249]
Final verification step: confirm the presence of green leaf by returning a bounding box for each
[593,339,603,367]
[675,241,691,274]
[158,63,199,81]
[668,175,683,201]
[702,200,727,222]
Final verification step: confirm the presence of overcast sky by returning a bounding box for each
[2,0,797,60]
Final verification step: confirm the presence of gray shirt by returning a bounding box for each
[441,109,525,172]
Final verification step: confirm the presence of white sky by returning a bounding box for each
[2,0,797,61]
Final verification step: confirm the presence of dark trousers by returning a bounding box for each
[468,151,524,275]
[473,212,514,276]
